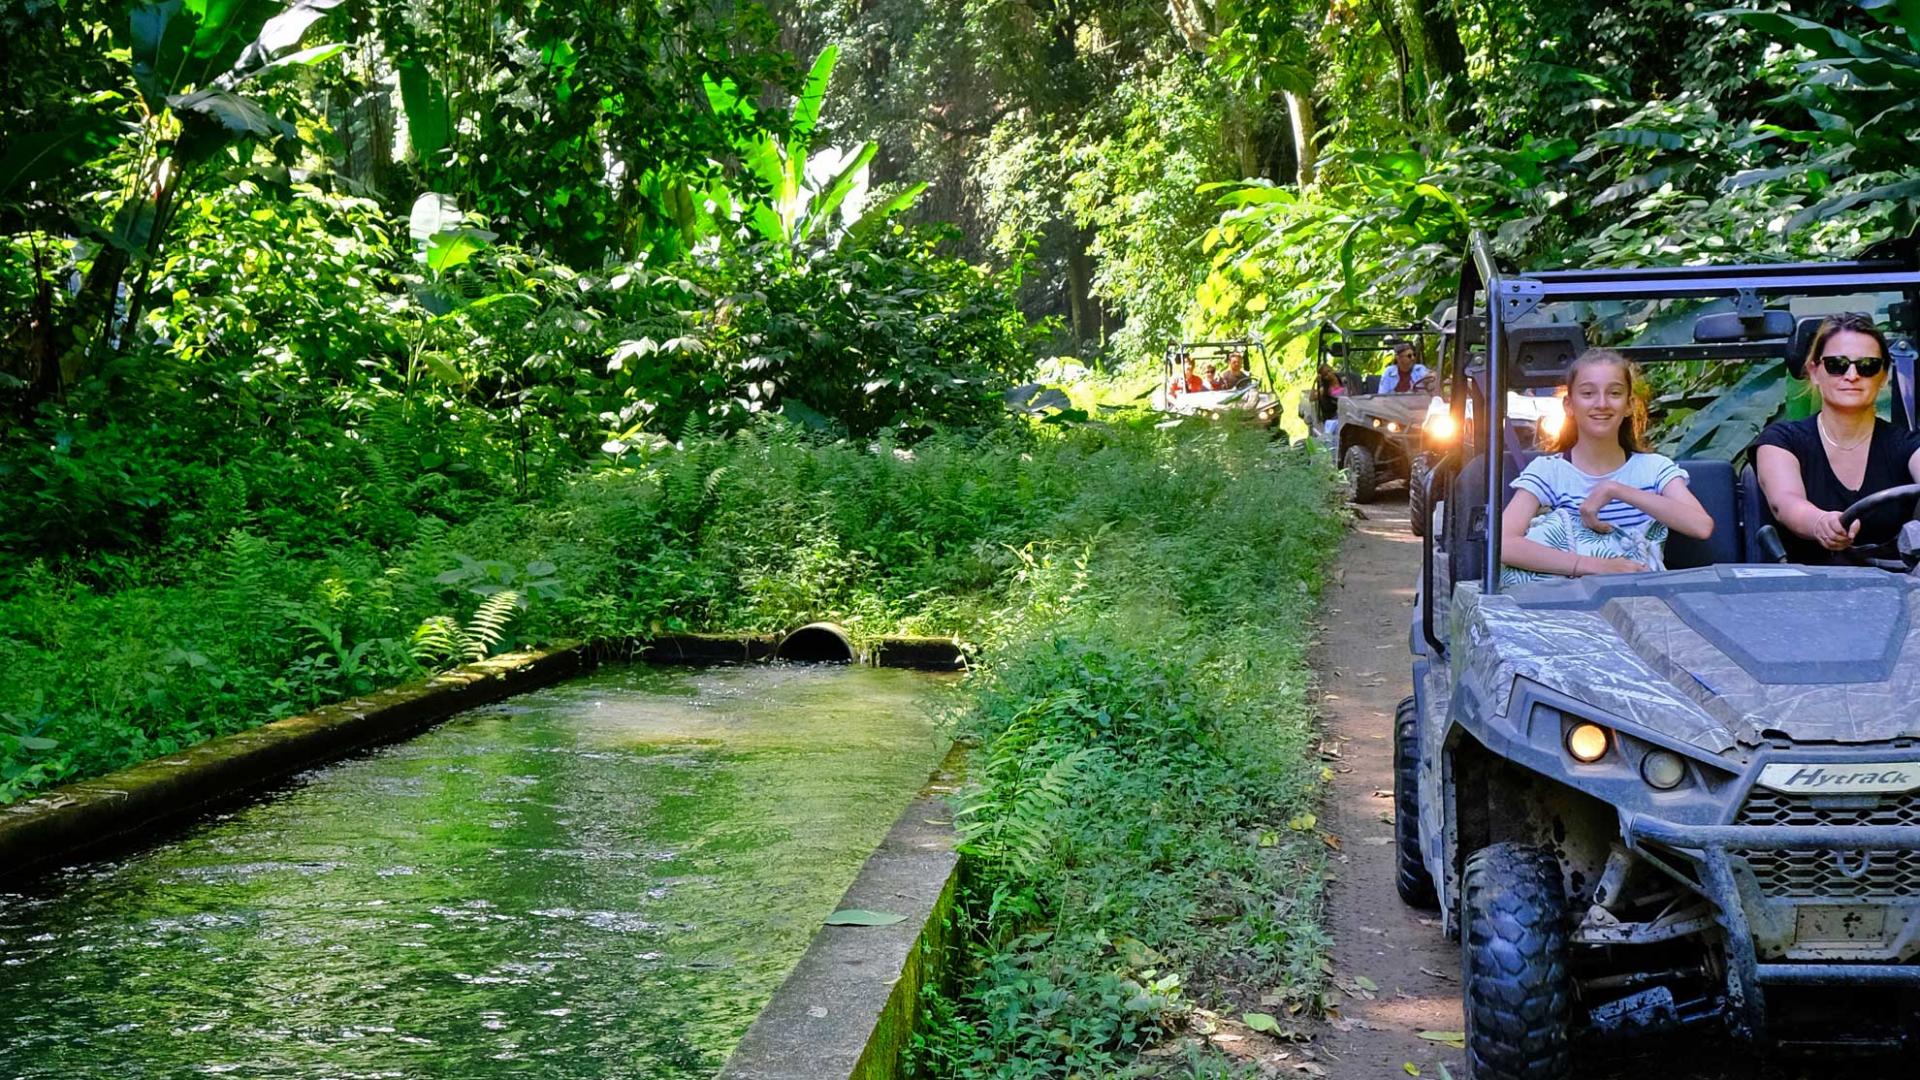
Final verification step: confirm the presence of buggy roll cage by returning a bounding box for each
[1316,320,1436,384]
[1421,230,1920,653]
[1162,339,1267,383]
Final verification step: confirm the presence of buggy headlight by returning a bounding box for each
[1566,723,1611,764]
[1422,399,1456,443]
[1641,750,1687,790]
[1535,399,1566,442]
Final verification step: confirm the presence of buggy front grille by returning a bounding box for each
[1733,790,1920,899]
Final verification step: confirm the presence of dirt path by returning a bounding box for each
[1304,499,1855,1080]
[1311,497,1468,1079]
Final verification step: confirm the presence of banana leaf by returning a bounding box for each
[1654,362,1789,461]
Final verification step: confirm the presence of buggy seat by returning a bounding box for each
[1448,453,1745,575]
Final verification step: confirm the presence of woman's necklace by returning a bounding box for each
[1817,413,1871,452]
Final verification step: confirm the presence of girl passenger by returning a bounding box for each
[1500,349,1714,581]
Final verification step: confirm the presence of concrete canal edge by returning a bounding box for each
[0,631,965,885]
[719,749,966,1080]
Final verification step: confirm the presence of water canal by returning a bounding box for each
[0,662,948,1079]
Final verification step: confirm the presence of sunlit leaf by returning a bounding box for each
[409,193,462,245]
[424,227,496,274]
[1241,1012,1283,1034]
[823,909,906,926]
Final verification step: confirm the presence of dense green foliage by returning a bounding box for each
[919,423,1343,1077]
[15,0,1920,1074]
[779,0,1920,401]
[0,418,1054,800]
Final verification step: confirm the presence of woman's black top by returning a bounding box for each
[1753,416,1920,564]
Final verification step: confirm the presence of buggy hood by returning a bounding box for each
[1453,566,1920,753]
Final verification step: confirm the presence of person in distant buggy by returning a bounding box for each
[1311,362,1344,425]
[1754,312,1920,564]
[1212,350,1253,390]
[1168,352,1204,396]
[1377,340,1432,394]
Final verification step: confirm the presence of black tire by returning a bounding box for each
[1344,442,1378,503]
[1394,697,1438,909]
[1409,457,1432,537]
[1461,843,1573,1080]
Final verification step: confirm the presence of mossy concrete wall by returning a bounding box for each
[0,632,964,885]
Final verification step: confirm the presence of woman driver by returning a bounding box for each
[1754,312,1920,564]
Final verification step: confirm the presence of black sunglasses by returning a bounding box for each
[1819,354,1887,378]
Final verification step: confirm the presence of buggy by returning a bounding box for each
[1404,231,1920,1076]
[1407,306,1567,537]
[1306,320,1440,501]
[1150,340,1279,424]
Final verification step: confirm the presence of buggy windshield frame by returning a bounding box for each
[1452,229,1920,596]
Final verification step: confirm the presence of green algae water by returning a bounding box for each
[0,663,947,1079]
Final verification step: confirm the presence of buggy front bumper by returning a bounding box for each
[1621,812,1920,1038]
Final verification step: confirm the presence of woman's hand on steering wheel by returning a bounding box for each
[1834,483,1920,566]
[1811,510,1861,552]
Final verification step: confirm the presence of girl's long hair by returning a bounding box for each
[1803,312,1889,374]
[1545,348,1648,455]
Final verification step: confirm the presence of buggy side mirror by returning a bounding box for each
[1785,316,1824,379]
[1326,341,1347,358]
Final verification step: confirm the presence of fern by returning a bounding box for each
[214,529,284,658]
[955,701,1107,881]
[409,615,462,665]
[463,589,522,661]
[407,590,524,668]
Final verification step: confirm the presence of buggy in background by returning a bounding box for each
[1151,340,1279,425]
[1306,320,1440,501]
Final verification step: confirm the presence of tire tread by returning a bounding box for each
[1461,842,1571,1080]
[1394,696,1438,909]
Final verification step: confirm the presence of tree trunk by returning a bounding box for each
[1370,0,1414,123]
[1285,90,1317,188]
[1224,104,1259,180]
[1405,0,1468,132]
[59,245,128,388]
[1065,226,1099,348]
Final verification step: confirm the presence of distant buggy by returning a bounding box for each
[1305,320,1439,502]
[1150,340,1279,424]
[1404,232,1920,1076]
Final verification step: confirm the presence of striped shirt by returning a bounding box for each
[1511,453,1688,533]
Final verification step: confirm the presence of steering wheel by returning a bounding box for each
[1837,483,1920,570]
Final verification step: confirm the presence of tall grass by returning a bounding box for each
[919,423,1345,1077]
[0,420,1331,806]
